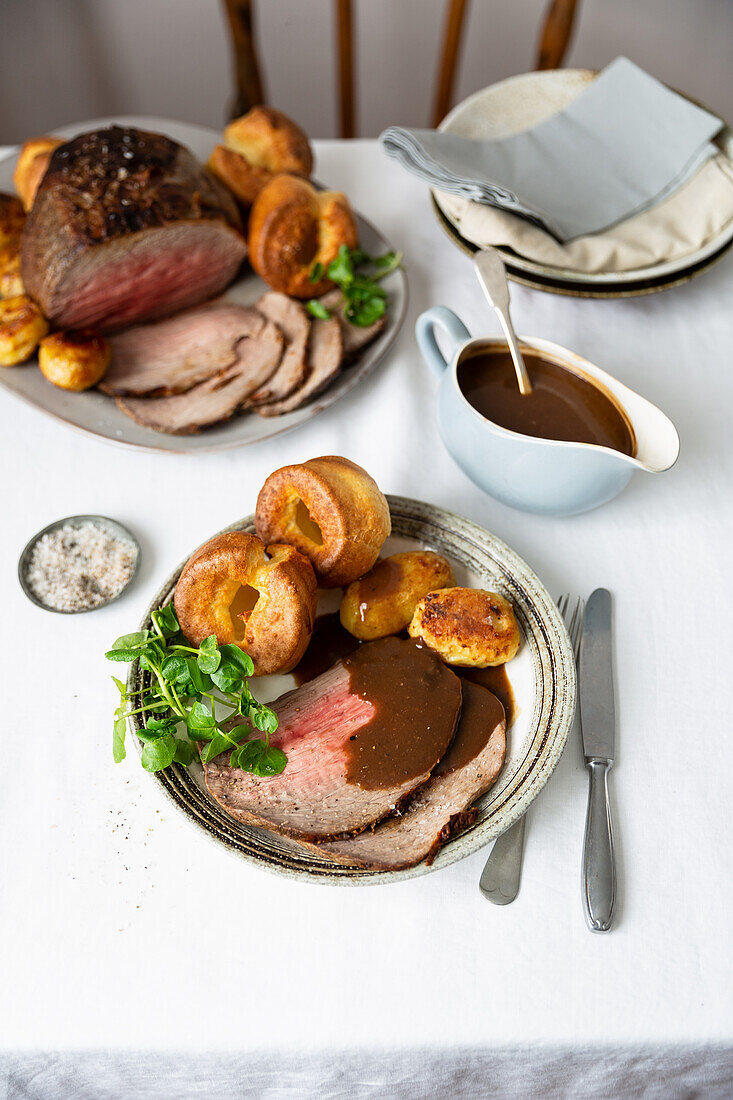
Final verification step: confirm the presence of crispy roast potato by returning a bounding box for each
[38,329,110,391]
[248,175,358,298]
[13,136,62,211]
[255,456,390,588]
[174,531,318,676]
[0,242,23,298]
[0,192,25,247]
[0,295,49,366]
[340,551,456,640]
[409,587,520,667]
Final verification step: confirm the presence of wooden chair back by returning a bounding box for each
[222,0,581,135]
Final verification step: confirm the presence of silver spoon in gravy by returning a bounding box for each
[473,248,533,396]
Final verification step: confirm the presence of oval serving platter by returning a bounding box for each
[0,116,407,454]
[126,496,576,884]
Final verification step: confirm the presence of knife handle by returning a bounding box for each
[582,759,616,932]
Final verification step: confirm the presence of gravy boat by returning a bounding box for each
[416,306,680,516]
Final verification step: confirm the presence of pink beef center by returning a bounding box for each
[57,233,244,330]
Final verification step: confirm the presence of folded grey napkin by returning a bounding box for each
[380,58,723,241]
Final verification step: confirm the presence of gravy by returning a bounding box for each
[457,349,634,455]
[292,612,360,685]
[458,664,516,726]
[433,681,505,777]
[342,636,462,790]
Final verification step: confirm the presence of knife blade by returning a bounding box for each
[579,588,615,761]
[578,587,616,932]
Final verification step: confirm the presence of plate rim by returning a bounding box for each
[0,116,408,455]
[434,68,733,287]
[123,495,576,884]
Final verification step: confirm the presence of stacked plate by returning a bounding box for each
[432,70,733,298]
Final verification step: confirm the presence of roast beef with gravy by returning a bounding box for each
[116,318,283,433]
[302,681,507,870]
[21,126,247,331]
[101,302,264,396]
[200,637,463,841]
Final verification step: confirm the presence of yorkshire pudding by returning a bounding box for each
[255,456,391,588]
[248,175,358,298]
[174,531,317,676]
[13,136,62,211]
[207,106,313,207]
[0,193,25,247]
[409,587,520,667]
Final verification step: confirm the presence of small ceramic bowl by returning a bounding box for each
[18,514,141,614]
[415,306,680,515]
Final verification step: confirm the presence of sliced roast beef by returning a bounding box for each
[101,303,264,396]
[319,289,387,358]
[116,319,283,434]
[255,315,343,417]
[245,292,310,405]
[302,682,506,871]
[21,126,247,331]
[200,637,463,841]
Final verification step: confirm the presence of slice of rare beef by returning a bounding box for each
[101,303,264,396]
[318,289,386,359]
[21,126,247,331]
[116,318,283,434]
[245,292,310,406]
[304,681,506,870]
[255,315,342,417]
[201,637,463,841]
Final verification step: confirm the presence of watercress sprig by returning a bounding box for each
[307,245,403,327]
[106,605,285,778]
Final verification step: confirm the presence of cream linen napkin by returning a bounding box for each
[434,145,733,274]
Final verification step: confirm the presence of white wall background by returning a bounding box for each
[1,0,732,143]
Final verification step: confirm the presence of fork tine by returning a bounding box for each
[557,594,584,662]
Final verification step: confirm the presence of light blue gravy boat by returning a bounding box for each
[416,306,680,516]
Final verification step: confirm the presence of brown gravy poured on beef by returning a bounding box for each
[458,664,515,725]
[342,636,462,790]
[292,613,361,685]
[458,349,635,455]
[433,681,505,776]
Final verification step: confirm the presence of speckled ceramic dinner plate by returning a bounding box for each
[125,497,576,884]
[0,116,407,453]
[433,71,733,297]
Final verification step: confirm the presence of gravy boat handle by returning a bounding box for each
[415,307,471,379]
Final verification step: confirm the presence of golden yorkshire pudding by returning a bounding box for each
[13,136,62,211]
[38,330,110,391]
[207,106,313,208]
[0,295,49,366]
[0,241,24,299]
[174,531,317,676]
[0,192,25,247]
[255,456,391,588]
[248,175,358,298]
[340,551,456,641]
[409,587,520,667]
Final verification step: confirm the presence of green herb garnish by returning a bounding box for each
[106,605,285,777]
[307,245,402,327]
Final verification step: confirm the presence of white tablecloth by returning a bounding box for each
[0,140,731,1099]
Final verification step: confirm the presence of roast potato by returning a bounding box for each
[12,136,62,211]
[0,242,23,298]
[409,587,520,667]
[255,456,390,588]
[0,192,25,246]
[38,329,110,391]
[340,551,456,640]
[0,295,49,366]
[174,531,317,676]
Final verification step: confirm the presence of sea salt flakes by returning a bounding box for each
[25,521,137,611]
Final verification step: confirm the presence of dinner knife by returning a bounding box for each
[578,588,617,932]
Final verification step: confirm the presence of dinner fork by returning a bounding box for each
[479,594,583,904]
